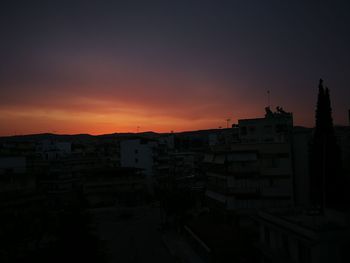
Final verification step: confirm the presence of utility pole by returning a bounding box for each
[226,118,231,129]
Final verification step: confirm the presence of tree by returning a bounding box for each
[310,79,344,210]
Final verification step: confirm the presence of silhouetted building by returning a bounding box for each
[292,127,313,207]
[238,106,293,144]
[0,156,45,261]
[36,140,72,160]
[205,143,294,221]
[205,108,294,223]
[255,208,349,263]
[37,160,83,209]
[208,127,240,148]
[84,167,147,207]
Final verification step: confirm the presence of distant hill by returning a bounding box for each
[0,128,237,142]
[0,131,161,142]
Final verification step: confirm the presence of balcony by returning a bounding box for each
[227,187,259,195]
[227,165,259,175]
[261,187,291,197]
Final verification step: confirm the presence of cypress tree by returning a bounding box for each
[310,79,325,208]
[315,79,325,131]
[310,79,343,210]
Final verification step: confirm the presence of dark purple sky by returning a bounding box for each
[0,0,349,135]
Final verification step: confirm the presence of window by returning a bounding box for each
[282,234,290,257]
[249,126,256,133]
[5,168,13,175]
[240,127,247,135]
[277,153,289,158]
[240,162,247,167]
[264,226,270,245]
[264,125,272,131]
[298,242,311,263]
[276,124,288,133]
[265,158,278,168]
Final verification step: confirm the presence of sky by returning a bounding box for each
[0,0,349,135]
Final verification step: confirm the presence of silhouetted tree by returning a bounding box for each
[310,79,344,210]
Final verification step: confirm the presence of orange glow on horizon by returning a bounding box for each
[0,104,314,136]
[0,79,316,136]
[0,92,318,136]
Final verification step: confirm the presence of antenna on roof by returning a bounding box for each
[267,90,271,108]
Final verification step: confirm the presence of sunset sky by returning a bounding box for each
[1,0,349,135]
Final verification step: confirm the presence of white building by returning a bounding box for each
[0,156,26,174]
[120,138,158,193]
